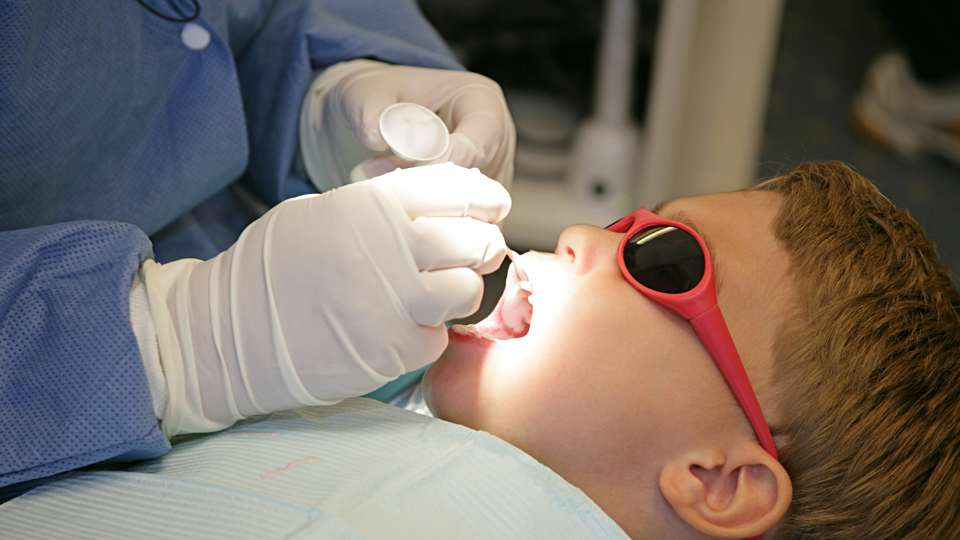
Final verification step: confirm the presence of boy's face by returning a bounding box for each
[422,189,794,524]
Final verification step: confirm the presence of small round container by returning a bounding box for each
[379,102,450,162]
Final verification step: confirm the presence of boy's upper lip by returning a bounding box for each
[511,251,541,285]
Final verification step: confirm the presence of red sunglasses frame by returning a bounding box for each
[607,208,778,461]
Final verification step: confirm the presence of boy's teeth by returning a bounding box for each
[527,295,535,306]
[518,280,532,292]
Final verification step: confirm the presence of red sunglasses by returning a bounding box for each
[607,208,778,461]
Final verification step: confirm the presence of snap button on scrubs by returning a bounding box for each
[180,22,210,51]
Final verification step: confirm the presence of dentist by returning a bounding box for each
[0,0,514,490]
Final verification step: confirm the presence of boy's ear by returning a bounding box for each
[658,442,792,538]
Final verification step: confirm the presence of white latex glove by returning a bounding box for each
[299,59,516,192]
[141,163,510,437]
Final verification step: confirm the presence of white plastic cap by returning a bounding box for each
[379,103,450,162]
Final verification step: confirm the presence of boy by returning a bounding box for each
[424,160,960,539]
[3,162,958,539]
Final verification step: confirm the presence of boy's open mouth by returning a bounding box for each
[451,250,534,342]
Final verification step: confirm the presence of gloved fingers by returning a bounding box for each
[443,133,480,168]
[402,323,450,372]
[372,163,511,224]
[407,216,506,275]
[338,65,510,166]
[339,71,397,152]
[408,267,485,326]
[352,155,411,182]
[441,85,507,170]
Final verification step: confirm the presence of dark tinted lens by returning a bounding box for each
[622,226,705,294]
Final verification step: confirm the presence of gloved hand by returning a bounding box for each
[140,163,510,437]
[299,59,515,192]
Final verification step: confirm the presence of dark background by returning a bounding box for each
[421,0,960,322]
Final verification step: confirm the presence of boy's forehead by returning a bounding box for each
[653,190,781,230]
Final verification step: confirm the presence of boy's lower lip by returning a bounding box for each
[444,325,498,363]
[447,324,518,345]
[446,324,528,349]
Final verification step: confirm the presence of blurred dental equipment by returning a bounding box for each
[139,163,510,436]
[501,0,784,251]
[566,0,642,211]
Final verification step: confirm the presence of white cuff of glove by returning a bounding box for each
[141,258,243,438]
[129,274,166,420]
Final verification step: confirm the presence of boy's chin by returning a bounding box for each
[424,272,540,423]
[423,325,520,418]
[433,324,499,374]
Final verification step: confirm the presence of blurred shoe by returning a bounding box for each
[852,52,960,166]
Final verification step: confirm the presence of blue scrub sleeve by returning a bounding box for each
[0,222,170,489]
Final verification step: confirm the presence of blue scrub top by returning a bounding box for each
[0,0,461,489]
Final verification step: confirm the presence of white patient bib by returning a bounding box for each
[0,398,629,540]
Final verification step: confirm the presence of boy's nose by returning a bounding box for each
[555,224,620,274]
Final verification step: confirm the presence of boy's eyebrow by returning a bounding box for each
[649,199,674,215]
[650,200,724,294]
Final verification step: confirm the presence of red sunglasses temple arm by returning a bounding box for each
[690,306,779,460]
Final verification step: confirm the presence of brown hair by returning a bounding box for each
[755,162,960,539]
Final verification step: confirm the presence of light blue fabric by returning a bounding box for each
[0,399,630,540]
[0,0,462,489]
[361,365,429,403]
